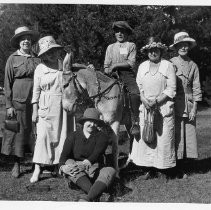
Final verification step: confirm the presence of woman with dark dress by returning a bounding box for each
[1,26,40,178]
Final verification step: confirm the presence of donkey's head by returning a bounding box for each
[62,52,87,114]
[62,72,78,114]
[62,52,76,114]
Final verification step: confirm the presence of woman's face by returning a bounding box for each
[19,35,32,51]
[83,120,98,134]
[43,48,61,63]
[148,48,161,63]
[176,42,190,56]
[114,28,128,43]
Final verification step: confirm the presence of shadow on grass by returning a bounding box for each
[0,153,15,172]
[198,101,211,111]
[184,157,211,174]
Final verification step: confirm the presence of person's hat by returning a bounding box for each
[38,36,63,57]
[10,26,39,49]
[169,31,196,50]
[140,36,168,54]
[78,108,105,126]
[112,21,133,34]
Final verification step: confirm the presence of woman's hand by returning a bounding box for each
[82,159,92,170]
[189,102,198,121]
[7,107,16,118]
[105,64,118,75]
[148,99,157,109]
[110,64,117,72]
[189,109,196,121]
[104,67,114,75]
[32,111,38,123]
[87,64,95,70]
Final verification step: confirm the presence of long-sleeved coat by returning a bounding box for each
[1,50,40,157]
[31,63,74,164]
[171,56,202,159]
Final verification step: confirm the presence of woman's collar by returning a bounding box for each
[17,49,34,57]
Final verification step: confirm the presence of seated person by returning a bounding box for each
[59,108,116,202]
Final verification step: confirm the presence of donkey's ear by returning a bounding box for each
[63,52,73,72]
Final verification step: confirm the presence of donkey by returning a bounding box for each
[62,52,134,173]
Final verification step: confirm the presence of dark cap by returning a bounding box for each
[112,21,133,34]
[78,108,105,126]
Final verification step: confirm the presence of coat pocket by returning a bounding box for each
[38,94,49,118]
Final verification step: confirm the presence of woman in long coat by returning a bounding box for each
[169,32,202,178]
[1,26,40,178]
[30,36,74,183]
[129,37,176,179]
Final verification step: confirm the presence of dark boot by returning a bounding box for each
[130,94,141,137]
[87,181,107,202]
[76,175,92,194]
[176,160,188,179]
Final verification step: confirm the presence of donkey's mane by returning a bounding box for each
[77,68,115,85]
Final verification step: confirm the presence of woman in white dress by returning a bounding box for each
[30,36,74,183]
[129,37,177,179]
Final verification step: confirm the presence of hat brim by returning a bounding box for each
[38,45,63,57]
[169,38,196,50]
[140,46,168,54]
[10,30,39,49]
[78,117,105,127]
[112,25,133,34]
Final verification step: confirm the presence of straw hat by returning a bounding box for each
[78,108,105,126]
[38,36,63,57]
[10,26,39,49]
[140,37,168,54]
[112,21,133,34]
[169,32,196,50]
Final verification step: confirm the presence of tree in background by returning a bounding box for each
[0,4,211,87]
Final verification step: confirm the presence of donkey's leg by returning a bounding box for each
[110,121,120,175]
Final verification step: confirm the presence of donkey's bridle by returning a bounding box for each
[63,72,121,109]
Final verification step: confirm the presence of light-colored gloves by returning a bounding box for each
[59,159,92,177]
[82,159,92,170]
[59,164,83,177]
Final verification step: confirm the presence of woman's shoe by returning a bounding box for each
[143,171,157,180]
[143,171,152,180]
[11,163,20,178]
[30,164,41,183]
[176,170,188,179]
[182,173,188,179]
[30,175,39,183]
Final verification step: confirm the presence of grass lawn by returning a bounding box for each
[0,102,210,203]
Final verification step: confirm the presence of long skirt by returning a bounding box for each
[32,110,74,165]
[129,105,176,169]
[1,101,33,158]
[175,116,198,159]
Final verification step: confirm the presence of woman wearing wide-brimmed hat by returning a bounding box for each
[170,32,202,178]
[30,36,75,183]
[104,21,140,135]
[129,36,176,180]
[1,26,40,178]
[59,108,116,202]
